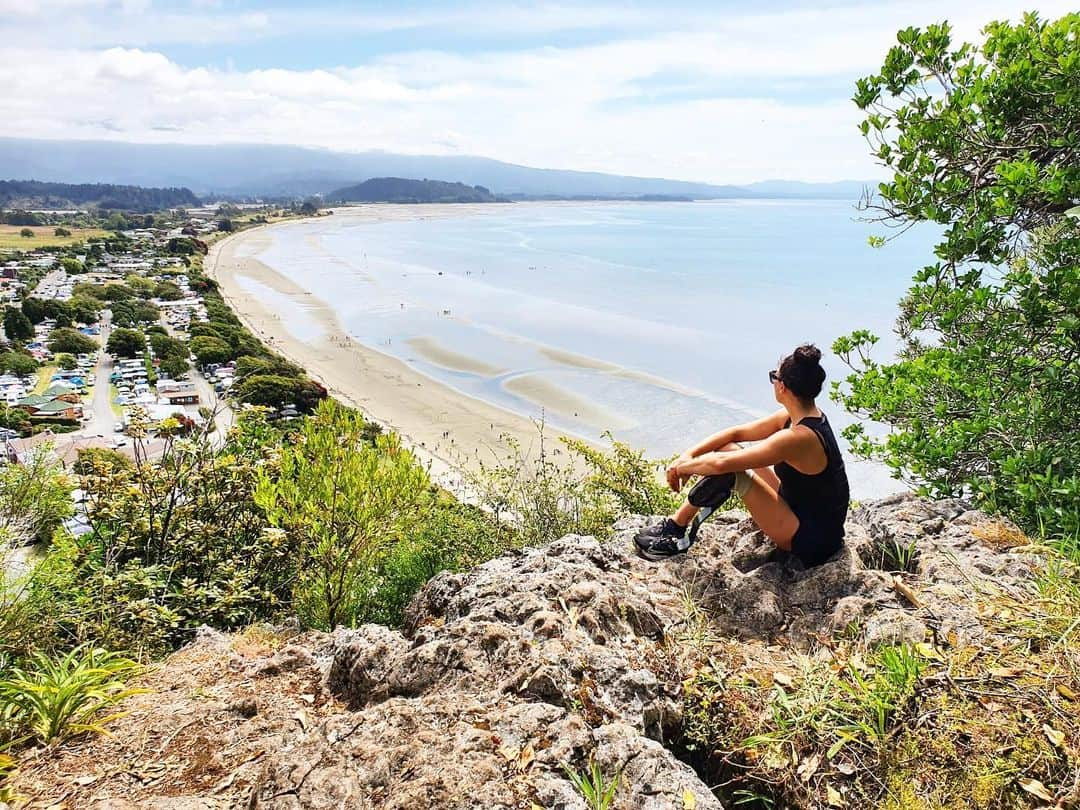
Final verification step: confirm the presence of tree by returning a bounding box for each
[153,280,183,301]
[53,227,71,237]
[0,352,37,377]
[59,257,84,274]
[833,13,1080,539]
[20,297,48,325]
[54,353,77,370]
[46,327,96,355]
[3,307,33,342]
[232,374,326,412]
[255,400,430,629]
[148,332,187,360]
[299,199,319,215]
[0,404,31,435]
[0,443,74,545]
[217,219,234,232]
[19,228,33,238]
[159,356,189,379]
[68,296,101,325]
[106,327,144,358]
[189,335,232,365]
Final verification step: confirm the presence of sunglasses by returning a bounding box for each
[769,370,780,383]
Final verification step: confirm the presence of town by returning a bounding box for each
[1,202,326,543]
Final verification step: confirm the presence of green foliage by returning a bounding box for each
[255,400,430,630]
[53,227,71,237]
[0,405,31,436]
[110,299,160,328]
[54,353,77,371]
[72,447,132,477]
[46,327,96,356]
[190,335,232,365]
[18,228,32,239]
[68,295,100,325]
[835,13,1080,542]
[31,410,292,655]
[562,756,621,810]
[106,327,143,358]
[467,422,680,548]
[0,644,143,748]
[0,443,74,546]
[59,257,84,274]
[153,280,184,301]
[148,332,187,361]
[232,374,327,413]
[0,352,37,377]
[2,308,32,343]
[159,356,189,379]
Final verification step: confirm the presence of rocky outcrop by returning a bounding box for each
[9,495,1044,809]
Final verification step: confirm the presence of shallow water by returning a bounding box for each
[250,201,937,497]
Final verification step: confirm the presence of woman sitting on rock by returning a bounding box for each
[635,344,850,566]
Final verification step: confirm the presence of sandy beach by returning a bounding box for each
[205,209,596,492]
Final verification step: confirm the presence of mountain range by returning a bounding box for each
[0,138,874,202]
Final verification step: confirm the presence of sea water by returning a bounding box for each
[252,200,939,497]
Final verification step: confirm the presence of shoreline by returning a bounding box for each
[205,213,596,494]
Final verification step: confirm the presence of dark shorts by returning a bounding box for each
[789,507,844,567]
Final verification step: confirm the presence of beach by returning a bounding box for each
[206,208,596,491]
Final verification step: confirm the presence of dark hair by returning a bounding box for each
[778,343,826,402]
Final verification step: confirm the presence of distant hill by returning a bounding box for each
[0,138,757,200]
[0,138,878,203]
[0,179,199,211]
[329,177,506,204]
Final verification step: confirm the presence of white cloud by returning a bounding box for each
[1,1,1074,182]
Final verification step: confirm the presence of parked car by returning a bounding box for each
[114,422,125,433]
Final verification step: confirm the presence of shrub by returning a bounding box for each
[31,410,293,655]
[0,443,74,546]
[0,644,143,748]
[255,400,430,630]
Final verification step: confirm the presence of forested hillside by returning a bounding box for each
[0,180,199,211]
[328,177,506,203]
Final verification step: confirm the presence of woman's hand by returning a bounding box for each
[666,455,692,492]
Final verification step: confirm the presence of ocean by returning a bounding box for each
[241,200,939,498]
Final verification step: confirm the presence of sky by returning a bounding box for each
[0,0,1072,184]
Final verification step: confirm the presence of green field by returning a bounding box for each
[0,225,110,251]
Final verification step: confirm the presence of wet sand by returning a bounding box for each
[205,213,597,492]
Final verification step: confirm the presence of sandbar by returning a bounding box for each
[205,211,601,493]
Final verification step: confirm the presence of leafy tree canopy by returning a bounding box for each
[834,12,1080,540]
[106,327,144,359]
[46,327,96,356]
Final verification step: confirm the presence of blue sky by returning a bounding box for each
[0,0,1072,183]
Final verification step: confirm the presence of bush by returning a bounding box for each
[190,335,232,365]
[0,444,74,546]
[255,400,430,629]
[29,410,293,655]
[0,644,143,748]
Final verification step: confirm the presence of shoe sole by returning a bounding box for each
[688,506,716,544]
[635,545,688,562]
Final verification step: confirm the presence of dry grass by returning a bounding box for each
[671,568,1080,809]
[0,226,109,251]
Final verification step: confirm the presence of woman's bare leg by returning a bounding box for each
[671,443,797,549]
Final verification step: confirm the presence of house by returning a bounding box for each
[159,391,200,406]
[42,384,81,403]
[32,400,81,420]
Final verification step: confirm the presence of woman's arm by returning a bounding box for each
[675,429,801,477]
[679,409,788,458]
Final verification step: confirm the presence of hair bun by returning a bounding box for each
[793,344,822,365]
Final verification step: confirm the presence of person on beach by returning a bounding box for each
[635,344,849,566]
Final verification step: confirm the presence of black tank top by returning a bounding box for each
[775,413,850,537]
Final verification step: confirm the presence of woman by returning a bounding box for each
[635,344,850,566]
